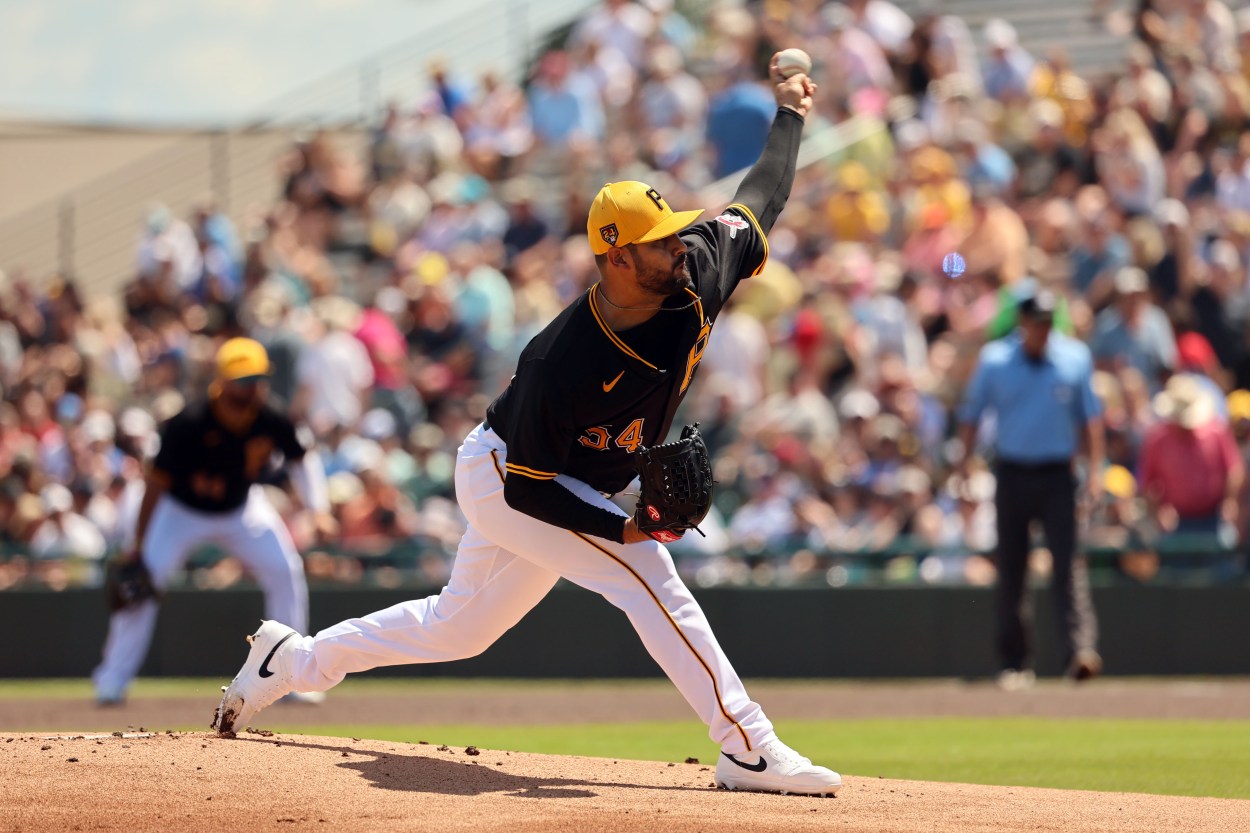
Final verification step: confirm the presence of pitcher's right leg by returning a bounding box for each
[295,527,559,689]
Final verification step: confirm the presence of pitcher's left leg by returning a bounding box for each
[469,464,771,753]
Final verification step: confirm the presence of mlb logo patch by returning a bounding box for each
[600,223,619,247]
[715,213,749,238]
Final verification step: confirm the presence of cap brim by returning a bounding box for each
[635,208,704,245]
[222,373,270,384]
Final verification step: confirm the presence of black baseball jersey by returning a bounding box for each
[153,400,309,513]
[486,203,768,496]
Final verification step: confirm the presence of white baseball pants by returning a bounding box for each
[284,423,775,753]
[93,486,308,700]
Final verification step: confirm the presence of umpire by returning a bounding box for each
[956,289,1105,689]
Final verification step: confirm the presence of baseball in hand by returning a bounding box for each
[776,48,812,79]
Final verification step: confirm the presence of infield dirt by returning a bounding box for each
[3,730,1249,833]
[3,680,1250,831]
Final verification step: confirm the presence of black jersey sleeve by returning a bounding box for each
[730,107,804,233]
[678,107,802,316]
[504,476,627,543]
[681,203,769,315]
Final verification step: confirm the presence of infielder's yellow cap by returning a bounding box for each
[586,181,704,255]
[216,337,270,382]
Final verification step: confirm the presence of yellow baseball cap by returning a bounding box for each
[587,181,704,255]
[1228,389,1250,423]
[1103,465,1137,500]
[215,337,270,382]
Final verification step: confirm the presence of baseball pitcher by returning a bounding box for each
[213,55,839,796]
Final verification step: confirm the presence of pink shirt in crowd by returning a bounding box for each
[1139,421,1242,517]
[354,308,408,390]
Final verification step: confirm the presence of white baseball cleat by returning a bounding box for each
[211,620,302,736]
[715,738,841,797]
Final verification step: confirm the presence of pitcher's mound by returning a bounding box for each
[2,731,1246,832]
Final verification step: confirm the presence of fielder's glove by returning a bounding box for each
[632,423,713,544]
[106,557,158,611]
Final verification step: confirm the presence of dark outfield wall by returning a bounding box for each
[3,584,1249,678]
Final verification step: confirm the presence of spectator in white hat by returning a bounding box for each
[981,19,1034,103]
[1141,374,1241,544]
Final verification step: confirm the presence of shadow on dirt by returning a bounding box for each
[233,736,713,799]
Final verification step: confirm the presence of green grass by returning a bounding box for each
[269,718,1250,800]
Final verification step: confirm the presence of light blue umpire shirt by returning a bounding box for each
[957,332,1103,464]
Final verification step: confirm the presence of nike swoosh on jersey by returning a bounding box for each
[602,371,625,392]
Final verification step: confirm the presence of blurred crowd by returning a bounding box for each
[4,0,1250,592]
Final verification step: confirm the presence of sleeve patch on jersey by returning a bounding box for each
[714,213,750,238]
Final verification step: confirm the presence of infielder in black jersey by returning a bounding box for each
[93,338,335,705]
[214,54,840,797]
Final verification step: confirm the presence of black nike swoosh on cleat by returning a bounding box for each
[258,633,295,678]
[721,752,767,772]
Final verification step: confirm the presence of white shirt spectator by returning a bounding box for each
[729,485,798,551]
[848,0,913,55]
[928,15,982,94]
[701,308,768,413]
[135,210,202,292]
[1178,0,1238,73]
[31,485,106,561]
[297,330,375,432]
[1217,157,1250,214]
[748,384,841,447]
[0,319,22,388]
[824,21,895,95]
[1120,63,1175,123]
[469,75,534,160]
[638,46,706,133]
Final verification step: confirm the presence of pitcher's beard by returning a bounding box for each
[638,259,692,297]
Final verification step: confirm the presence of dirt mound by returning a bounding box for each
[2,731,1246,832]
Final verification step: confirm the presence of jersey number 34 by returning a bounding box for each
[579,418,645,453]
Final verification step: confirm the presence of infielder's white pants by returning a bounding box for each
[93,487,308,699]
[284,423,775,753]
